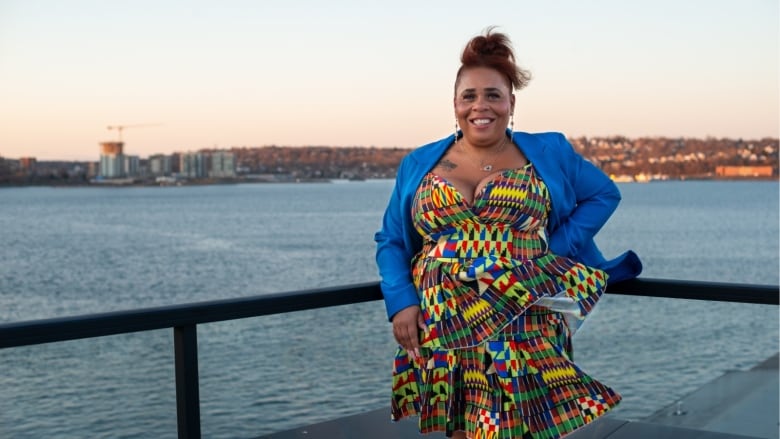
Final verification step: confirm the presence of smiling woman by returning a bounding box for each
[374,27,643,439]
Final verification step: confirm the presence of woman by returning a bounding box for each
[375,28,642,439]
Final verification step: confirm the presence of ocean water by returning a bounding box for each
[0,180,778,438]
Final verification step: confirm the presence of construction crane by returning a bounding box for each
[107,123,163,142]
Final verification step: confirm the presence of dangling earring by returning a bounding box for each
[454,117,460,142]
[509,113,515,132]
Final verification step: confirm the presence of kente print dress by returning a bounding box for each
[391,163,620,439]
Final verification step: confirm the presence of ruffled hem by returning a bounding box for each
[391,312,620,438]
[392,393,620,439]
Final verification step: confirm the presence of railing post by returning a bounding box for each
[174,324,201,439]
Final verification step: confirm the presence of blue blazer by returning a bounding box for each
[374,131,642,320]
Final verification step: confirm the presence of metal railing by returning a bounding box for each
[0,278,777,438]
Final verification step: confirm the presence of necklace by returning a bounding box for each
[458,135,509,172]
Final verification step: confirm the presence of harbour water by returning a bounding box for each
[0,180,778,438]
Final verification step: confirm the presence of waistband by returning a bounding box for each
[423,223,548,261]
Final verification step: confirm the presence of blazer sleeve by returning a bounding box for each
[374,157,420,321]
[547,134,621,257]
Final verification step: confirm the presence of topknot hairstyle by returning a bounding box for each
[456,27,531,92]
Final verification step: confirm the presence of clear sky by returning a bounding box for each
[0,0,777,161]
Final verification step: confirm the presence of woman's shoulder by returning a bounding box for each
[514,131,571,150]
[512,131,579,167]
[416,134,455,153]
[402,134,455,165]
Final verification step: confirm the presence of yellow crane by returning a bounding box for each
[107,123,163,142]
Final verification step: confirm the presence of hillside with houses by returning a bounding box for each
[1,136,776,186]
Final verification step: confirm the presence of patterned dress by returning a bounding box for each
[391,164,621,439]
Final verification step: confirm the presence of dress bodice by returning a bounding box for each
[411,164,550,261]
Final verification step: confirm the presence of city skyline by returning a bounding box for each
[1,0,778,161]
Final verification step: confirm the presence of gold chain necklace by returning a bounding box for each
[458,135,509,172]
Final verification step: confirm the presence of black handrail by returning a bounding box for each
[0,278,777,439]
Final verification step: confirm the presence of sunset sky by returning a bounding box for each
[0,0,777,161]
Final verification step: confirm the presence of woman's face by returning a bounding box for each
[454,67,515,147]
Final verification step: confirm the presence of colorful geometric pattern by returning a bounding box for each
[392,165,619,438]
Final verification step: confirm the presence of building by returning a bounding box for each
[180,152,207,178]
[19,157,37,175]
[149,154,173,176]
[87,161,99,178]
[715,166,774,178]
[209,151,236,178]
[99,142,125,178]
[125,155,140,177]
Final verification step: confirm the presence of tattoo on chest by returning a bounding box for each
[436,159,458,171]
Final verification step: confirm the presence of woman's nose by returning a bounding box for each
[472,96,489,110]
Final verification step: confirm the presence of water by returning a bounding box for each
[0,180,778,438]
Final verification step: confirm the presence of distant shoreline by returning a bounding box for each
[3,139,777,185]
[1,175,777,189]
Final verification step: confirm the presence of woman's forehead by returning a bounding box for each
[456,67,511,91]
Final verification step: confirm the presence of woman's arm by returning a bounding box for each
[375,158,427,356]
[374,158,420,321]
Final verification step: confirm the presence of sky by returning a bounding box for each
[0,0,777,161]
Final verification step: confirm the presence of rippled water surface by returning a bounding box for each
[0,180,777,438]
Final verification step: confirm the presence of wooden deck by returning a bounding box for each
[260,354,778,439]
[259,409,760,439]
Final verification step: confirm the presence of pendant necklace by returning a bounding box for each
[459,135,509,172]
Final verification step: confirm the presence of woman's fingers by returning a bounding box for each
[392,306,423,358]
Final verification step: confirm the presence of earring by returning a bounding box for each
[454,117,459,142]
[510,113,514,132]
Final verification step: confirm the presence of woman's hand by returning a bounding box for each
[391,305,426,360]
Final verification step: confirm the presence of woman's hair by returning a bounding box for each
[455,27,531,92]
